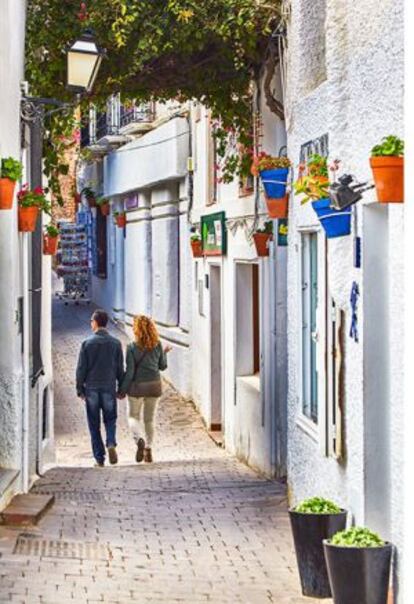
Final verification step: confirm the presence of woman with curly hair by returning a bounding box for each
[120,315,172,463]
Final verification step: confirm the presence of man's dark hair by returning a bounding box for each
[92,309,108,328]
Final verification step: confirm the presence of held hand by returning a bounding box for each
[117,393,126,400]
[164,345,173,354]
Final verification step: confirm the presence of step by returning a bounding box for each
[0,494,55,527]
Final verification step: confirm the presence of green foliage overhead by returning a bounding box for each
[371,135,404,157]
[26,1,280,123]
[1,157,24,182]
[330,527,385,548]
[294,497,342,514]
[26,1,281,203]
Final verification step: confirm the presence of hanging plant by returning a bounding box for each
[81,186,97,208]
[114,210,126,228]
[370,135,404,203]
[17,185,51,232]
[43,224,60,255]
[96,196,110,215]
[0,157,24,210]
[252,220,273,257]
[190,233,203,258]
[294,157,352,239]
[293,154,331,205]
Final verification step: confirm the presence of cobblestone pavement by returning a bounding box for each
[0,295,327,604]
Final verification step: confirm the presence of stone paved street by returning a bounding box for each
[0,298,327,603]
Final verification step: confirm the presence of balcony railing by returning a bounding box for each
[80,96,155,148]
[120,103,155,128]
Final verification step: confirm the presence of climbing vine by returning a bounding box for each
[26,0,282,197]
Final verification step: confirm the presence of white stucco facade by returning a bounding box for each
[81,114,193,396]
[284,0,404,594]
[190,95,288,477]
[0,0,55,504]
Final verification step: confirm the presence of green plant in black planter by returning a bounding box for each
[323,527,392,604]
[289,497,347,598]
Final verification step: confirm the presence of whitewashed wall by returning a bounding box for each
[190,90,288,476]
[285,0,404,590]
[0,0,26,497]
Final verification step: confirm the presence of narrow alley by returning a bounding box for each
[0,299,323,604]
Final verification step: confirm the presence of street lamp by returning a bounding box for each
[67,29,105,93]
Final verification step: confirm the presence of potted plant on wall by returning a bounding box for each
[81,186,97,208]
[114,210,126,228]
[190,230,203,258]
[96,196,110,216]
[0,157,23,210]
[17,184,51,232]
[289,497,347,598]
[294,155,352,239]
[251,153,291,218]
[43,224,60,255]
[323,527,392,604]
[370,135,404,203]
[252,221,273,257]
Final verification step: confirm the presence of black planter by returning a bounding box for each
[289,509,347,598]
[323,541,392,604]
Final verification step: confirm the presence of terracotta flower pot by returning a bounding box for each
[0,178,16,210]
[191,240,203,258]
[18,206,39,232]
[43,234,59,255]
[115,214,127,228]
[253,233,272,257]
[265,194,289,218]
[370,156,404,203]
[100,202,110,216]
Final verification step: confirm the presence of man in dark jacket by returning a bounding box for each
[76,309,124,467]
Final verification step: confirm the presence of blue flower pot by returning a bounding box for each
[260,168,289,199]
[312,198,352,239]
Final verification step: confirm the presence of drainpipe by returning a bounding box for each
[22,232,30,493]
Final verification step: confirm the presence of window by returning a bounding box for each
[301,232,318,423]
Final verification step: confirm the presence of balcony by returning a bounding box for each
[80,96,155,152]
[119,102,155,135]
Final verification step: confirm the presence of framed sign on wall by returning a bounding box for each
[201,211,227,256]
[278,219,288,246]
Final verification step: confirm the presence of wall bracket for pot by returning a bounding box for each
[329,174,375,210]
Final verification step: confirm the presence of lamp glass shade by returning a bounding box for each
[67,34,103,92]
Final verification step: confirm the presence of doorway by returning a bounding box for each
[210,265,223,431]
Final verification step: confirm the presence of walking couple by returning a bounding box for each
[76,309,172,467]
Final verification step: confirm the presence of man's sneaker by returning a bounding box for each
[107,446,118,465]
[136,438,145,463]
[94,461,104,468]
[144,447,153,463]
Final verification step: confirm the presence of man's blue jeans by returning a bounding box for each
[85,389,117,464]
